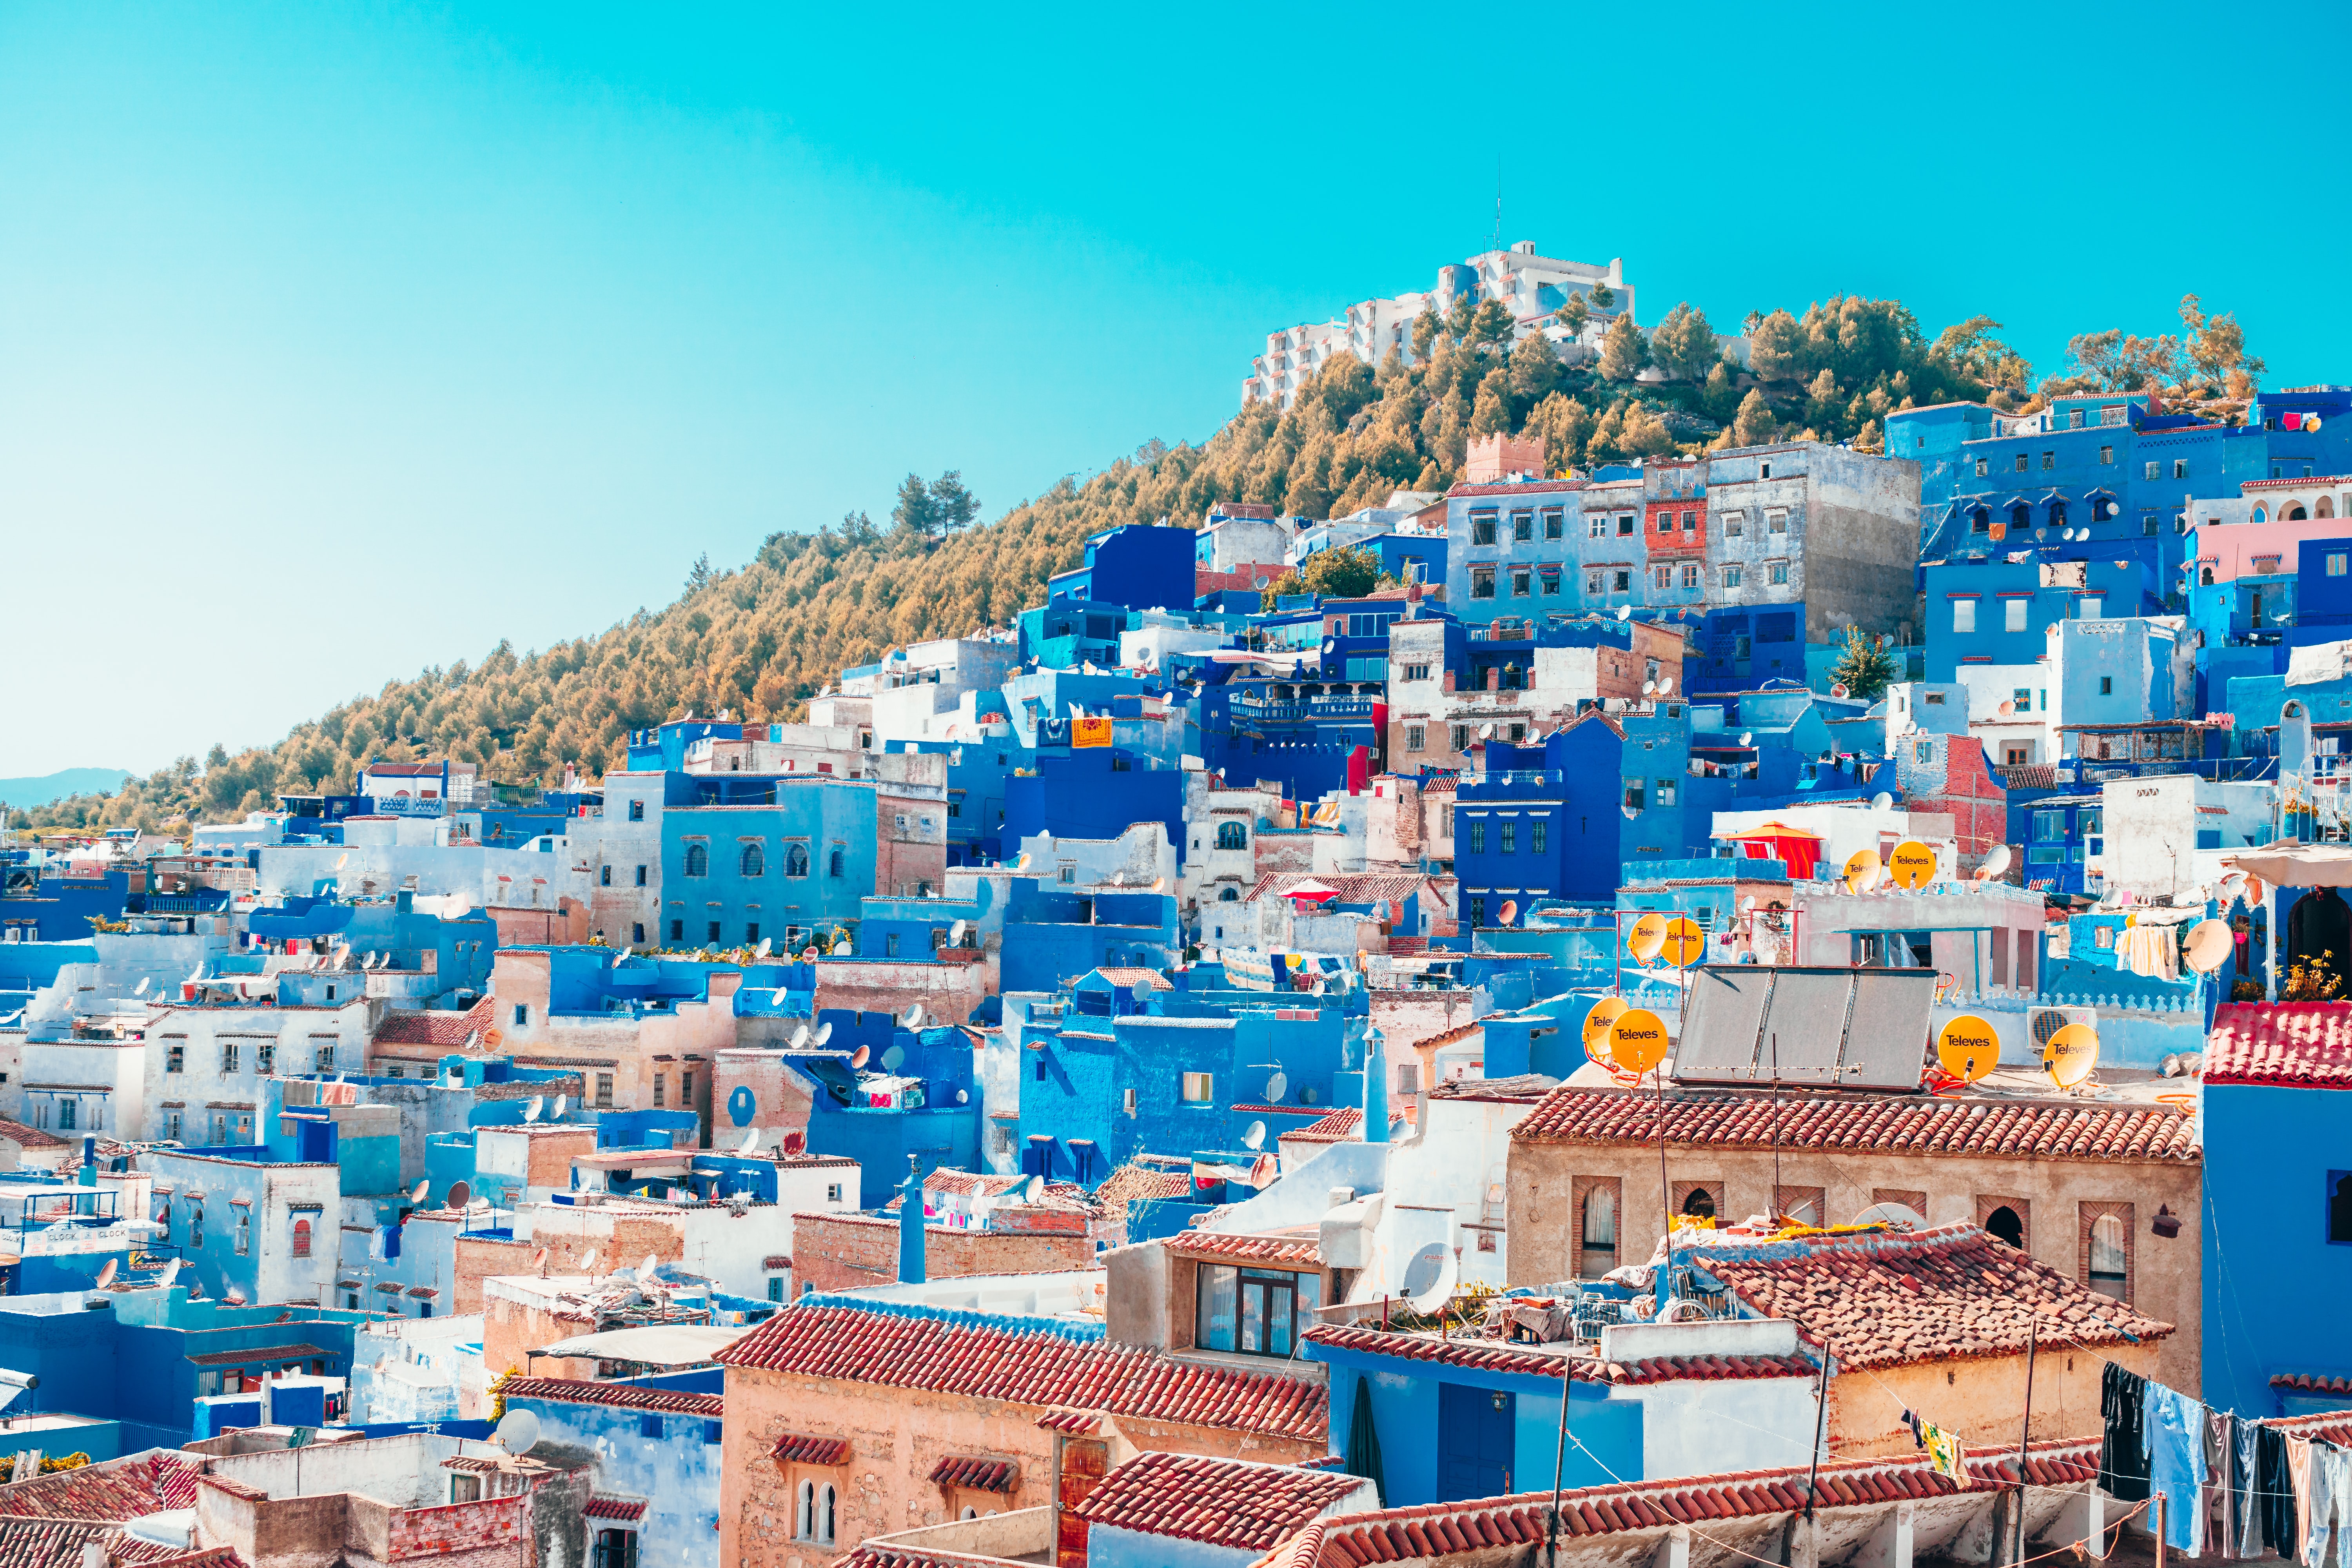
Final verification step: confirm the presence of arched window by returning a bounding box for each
[786,844,811,878]
[683,844,708,878]
[1986,1205,2025,1249]
[828,848,845,878]
[1216,822,1248,851]
[1580,1188,1617,1277]
[292,1218,311,1258]
[739,843,765,877]
[1680,1188,1716,1220]
[2088,1213,2127,1300]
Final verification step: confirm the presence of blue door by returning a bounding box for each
[1438,1383,1515,1501]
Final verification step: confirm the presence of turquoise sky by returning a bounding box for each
[5,4,2349,776]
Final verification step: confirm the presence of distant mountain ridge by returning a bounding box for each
[0,768,132,810]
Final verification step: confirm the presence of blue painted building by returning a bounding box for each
[661,779,877,949]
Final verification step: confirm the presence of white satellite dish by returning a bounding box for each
[1871,792,1895,812]
[790,1024,810,1049]
[494,1408,541,1455]
[523,1096,544,1123]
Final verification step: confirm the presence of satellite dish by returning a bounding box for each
[2044,1023,2100,1090]
[814,1022,833,1046]
[1496,899,1519,926]
[1582,997,1629,1064]
[880,1044,906,1073]
[494,1409,541,1455]
[1626,912,1668,962]
[849,1044,871,1069]
[1871,791,1894,812]
[1887,840,1938,890]
[1980,845,2014,880]
[790,1023,811,1048]
[1936,1016,2000,1083]
[2184,918,2234,975]
[1264,1069,1289,1102]
[411,1177,430,1205]
[900,1004,926,1030]
[446,1180,472,1211]
[1609,1009,1669,1076]
[1242,1120,1267,1151]
[94,1259,117,1290]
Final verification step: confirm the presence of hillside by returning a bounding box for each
[20,290,2261,834]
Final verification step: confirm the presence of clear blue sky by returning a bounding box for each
[5,3,2349,778]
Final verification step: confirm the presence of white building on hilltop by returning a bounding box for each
[1245,243,1633,409]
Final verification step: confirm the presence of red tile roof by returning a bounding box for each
[769,1432,852,1465]
[499,1377,722,1417]
[1686,1223,2171,1371]
[929,1456,1020,1493]
[1512,1086,2200,1163]
[582,1497,648,1522]
[1163,1231,1324,1267]
[1248,1439,2102,1566]
[1305,1324,1816,1385]
[2207,1003,2352,1089]
[0,1452,201,1521]
[718,1303,1327,1441]
[374,995,495,1049]
[1075,1452,1367,1550]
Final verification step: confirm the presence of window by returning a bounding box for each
[1470,567,1496,599]
[2087,1209,2129,1300]
[2099,445,2112,464]
[683,843,708,878]
[1768,561,1789,586]
[1181,1071,1213,1103]
[1471,512,1497,544]
[639,1414,664,1439]
[1405,725,1425,752]
[628,799,645,822]
[795,1480,838,1546]
[1952,599,1976,633]
[1531,820,1546,855]
[739,842,765,877]
[167,1043,184,1074]
[1499,820,1515,854]
[292,1218,311,1258]
[1468,820,1486,854]
[1512,511,1533,542]
[221,1042,240,1073]
[1765,508,1788,534]
[595,1073,615,1109]
[1975,457,1989,477]
[1722,565,1743,590]
[2174,459,2188,479]
[600,865,612,887]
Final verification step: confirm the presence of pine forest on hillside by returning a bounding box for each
[22,292,2265,833]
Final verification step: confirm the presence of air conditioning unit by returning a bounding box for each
[2028,1006,2095,1050]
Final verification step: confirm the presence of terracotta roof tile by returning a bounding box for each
[769,1432,852,1465]
[1305,1324,1816,1385]
[0,1452,201,1521]
[929,1456,1020,1493]
[1512,1086,2200,1163]
[1246,1439,2102,1566]
[1075,1452,1366,1550]
[374,995,495,1049]
[1686,1223,2171,1371]
[719,1303,1326,1441]
[2207,1003,2352,1088]
[1163,1231,1324,1267]
[499,1377,722,1417]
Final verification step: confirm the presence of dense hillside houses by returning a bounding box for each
[9,269,2352,1568]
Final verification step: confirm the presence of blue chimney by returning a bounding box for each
[897,1154,927,1284]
